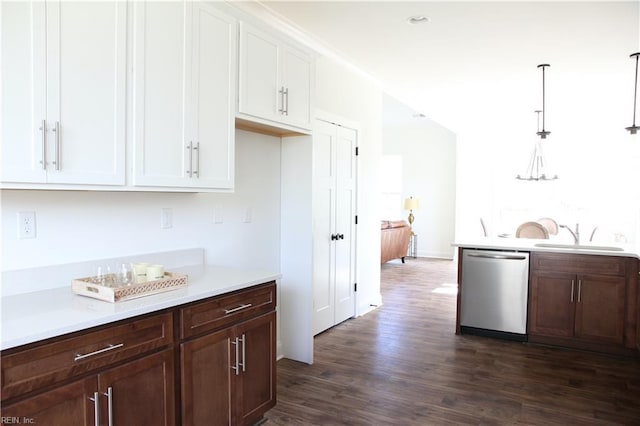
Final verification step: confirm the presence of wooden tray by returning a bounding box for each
[72,272,188,303]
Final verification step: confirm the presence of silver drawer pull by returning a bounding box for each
[89,392,100,425]
[224,303,253,315]
[74,343,124,361]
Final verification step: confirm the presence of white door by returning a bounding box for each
[189,3,235,189]
[1,1,47,183]
[282,47,312,130]
[46,1,126,185]
[238,23,279,123]
[1,1,125,185]
[132,1,190,187]
[313,121,337,335]
[313,119,357,335]
[333,126,357,325]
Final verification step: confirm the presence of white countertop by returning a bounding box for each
[1,264,281,351]
[453,237,640,259]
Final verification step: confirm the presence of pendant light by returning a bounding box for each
[536,64,551,139]
[625,52,640,135]
[516,64,558,181]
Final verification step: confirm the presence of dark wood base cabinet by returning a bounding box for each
[1,282,277,426]
[528,253,637,355]
[180,283,277,426]
[181,312,276,426]
[2,350,175,426]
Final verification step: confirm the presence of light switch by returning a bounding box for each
[213,208,224,224]
[243,207,252,223]
[161,208,173,229]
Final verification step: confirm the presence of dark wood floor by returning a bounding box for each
[265,258,640,425]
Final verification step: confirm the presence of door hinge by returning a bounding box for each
[354,283,358,292]
[355,147,359,156]
[355,215,358,225]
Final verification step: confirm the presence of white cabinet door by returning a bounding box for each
[281,47,313,130]
[238,22,313,132]
[133,1,235,190]
[238,23,280,123]
[47,1,126,185]
[1,1,126,185]
[1,1,47,183]
[312,120,357,335]
[132,1,190,187]
[189,3,235,189]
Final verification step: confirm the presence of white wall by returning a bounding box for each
[1,130,282,274]
[382,95,457,259]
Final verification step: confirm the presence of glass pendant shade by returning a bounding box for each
[516,139,558,181]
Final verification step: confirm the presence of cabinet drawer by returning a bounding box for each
[1,312,173,401]
[531,253,627,276]
[181,282,276,340]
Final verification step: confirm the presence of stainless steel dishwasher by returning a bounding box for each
[460,249,530,341]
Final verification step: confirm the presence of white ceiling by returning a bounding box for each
[253,1,640,133]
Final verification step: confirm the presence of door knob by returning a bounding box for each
[331,234,337,241]
[337,234,344,240]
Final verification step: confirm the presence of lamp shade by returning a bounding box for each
[403,197,419,210]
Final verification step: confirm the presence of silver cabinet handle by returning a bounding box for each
[231,336,240,375]
[89,391,100,426]
[283,88,289,116]
[103,386,113,426]
[186,141,193,177]
[193,141,200,177]
[52,121,60,170]
[570,279,575,302]
[74,343,124,361]
[278,86,285,114]
[39,119,47,169]
[240,334,246,372]
[577,280,582,303]
[224,303,252,315]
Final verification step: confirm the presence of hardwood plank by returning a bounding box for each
[265,258,640,425]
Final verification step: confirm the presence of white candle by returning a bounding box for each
[146,264,165,281]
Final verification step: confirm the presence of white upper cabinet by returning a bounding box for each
[238,22,313,132]
[1,1,126,185]
[132,1,236,190]
[189,2,236,188]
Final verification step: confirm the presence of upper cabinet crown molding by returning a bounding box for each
[1,1,127,186]
[237,21,315,135]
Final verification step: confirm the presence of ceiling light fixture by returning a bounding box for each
[625,52,640,135]
[407,15,429,25]
[535,64,551,139]
[516,64,558,181]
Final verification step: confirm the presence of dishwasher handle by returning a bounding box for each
[466,252,528,261]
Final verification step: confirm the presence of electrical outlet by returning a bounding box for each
[161,208,173,229]
[18,211,36,239]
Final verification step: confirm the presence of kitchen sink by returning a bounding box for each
[534,243,624,251]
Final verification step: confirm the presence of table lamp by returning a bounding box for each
[403,196,419,233]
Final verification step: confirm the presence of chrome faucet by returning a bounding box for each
[560,223,580,245]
